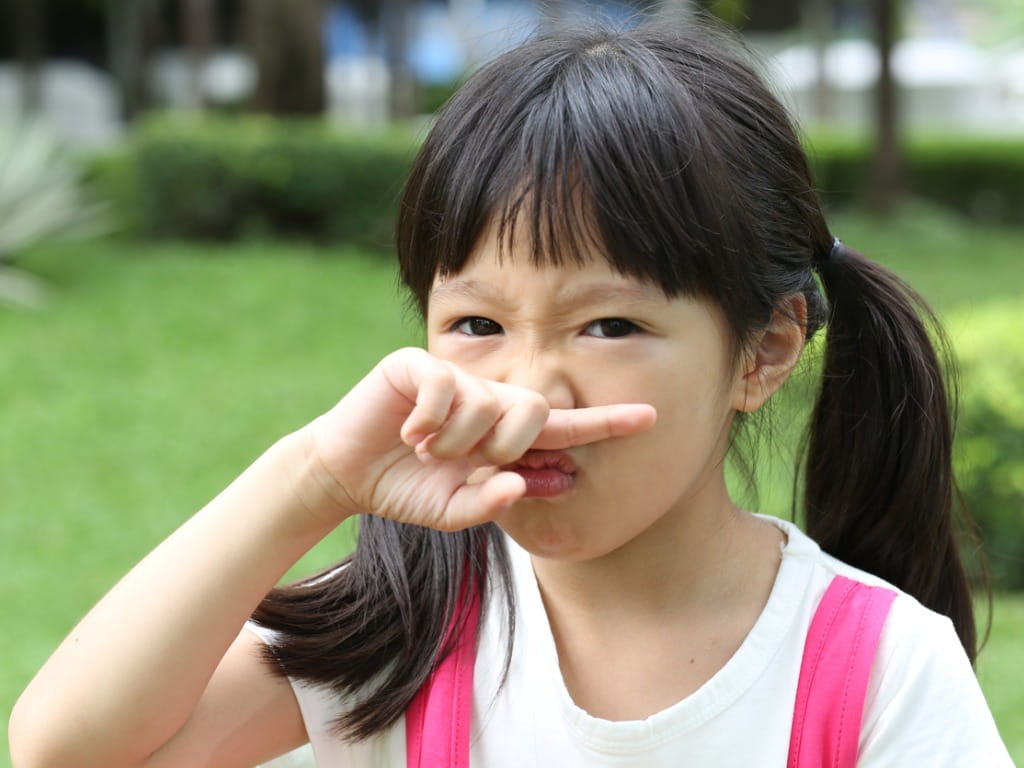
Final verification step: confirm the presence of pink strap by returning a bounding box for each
[405,586,481,768]
[788,575,897,768]
[406,574,894,768]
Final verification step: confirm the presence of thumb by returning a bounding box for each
[437,471,527,530]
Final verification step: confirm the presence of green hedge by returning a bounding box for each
[89,117,1024,245]
[951,300,1024,589]
[90,115,418,250]
[805,132,1024,226]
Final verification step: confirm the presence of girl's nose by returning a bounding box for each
[499,353,577,412]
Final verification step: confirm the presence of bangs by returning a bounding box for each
[486,39,726,292]
[397,24,785,335]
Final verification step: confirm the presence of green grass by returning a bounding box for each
[978,593,1024,761]
[2,210,1022,764]
[831,203,1024,310]
[1,240,417,762]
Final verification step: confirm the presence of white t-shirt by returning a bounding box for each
[250,517,1012,767]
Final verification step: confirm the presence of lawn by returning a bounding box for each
[2,209,1022,764]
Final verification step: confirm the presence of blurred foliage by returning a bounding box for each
[0,122,107,308]
[89,115,418,250]
[416,79,462,115]
[0,122,107,260]
[972,0,1024,43]
[708,0,747,28]
[951,300,1024,589]
[805,132,1024,226]
[88,120,1024,249]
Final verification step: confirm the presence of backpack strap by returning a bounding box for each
[405,573,895,768]
[788,575,897,768]
[405,585,481,768]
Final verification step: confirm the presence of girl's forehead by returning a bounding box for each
[428,247,671,310]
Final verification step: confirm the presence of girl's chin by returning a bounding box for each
[497,510,593,561]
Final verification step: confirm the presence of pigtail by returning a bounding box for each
[252,520,514,740]
[805,241,977,662]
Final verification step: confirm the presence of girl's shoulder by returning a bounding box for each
[769,515,1012,766]
[768,513,924,597]
[857,582,1011,764]
[767,513,956,644]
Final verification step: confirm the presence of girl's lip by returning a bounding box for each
[501,451,578,499]
[500,450,578,474]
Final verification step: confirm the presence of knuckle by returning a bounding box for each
[459,379,501,420]
[477,393,503,422]
[511,392,549,434]
[387,346,426,368]
[478,437,517,466]
[429,364,457,391]
[526,391,550,418]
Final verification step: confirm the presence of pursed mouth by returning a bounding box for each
[501,450,578,499]
[501,449,578,475]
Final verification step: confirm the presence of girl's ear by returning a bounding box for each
[732,293,808,413]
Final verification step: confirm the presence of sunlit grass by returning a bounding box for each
[978,593,1024,760]
[3,210,1022,764]
[1,240,415,762]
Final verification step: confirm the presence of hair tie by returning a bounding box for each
[827,237,842,263]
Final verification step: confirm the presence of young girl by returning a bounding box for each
[10,21,1013,768]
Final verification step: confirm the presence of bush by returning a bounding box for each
[91,119,1024,246]
[91,115,418,250]
[805,133,1024,226]
[950,300,1024,589]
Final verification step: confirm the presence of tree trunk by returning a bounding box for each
[805,0,835,124]
[108,0,160,119]
[868,0,904,215]
[183,0,214,111]
[246,0,326,116]
[384,0,415,119]
[12,0,46,114]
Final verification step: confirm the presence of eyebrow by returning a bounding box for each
[429,278,665,308]
[429,279,511,307]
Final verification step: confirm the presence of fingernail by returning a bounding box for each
[404,431,428,446]
[415,445,442,465]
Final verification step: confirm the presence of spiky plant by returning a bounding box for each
[0,121,107,307]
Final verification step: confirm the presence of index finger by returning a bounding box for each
[531,404,657,450]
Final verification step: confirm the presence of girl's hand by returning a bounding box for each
[305,347,656,531]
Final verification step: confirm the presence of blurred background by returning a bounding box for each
[1,1,1022,765]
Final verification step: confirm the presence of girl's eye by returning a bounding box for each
[453,317,503,336]
[585,318,640,338]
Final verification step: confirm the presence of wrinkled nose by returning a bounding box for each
[499,351,577,411]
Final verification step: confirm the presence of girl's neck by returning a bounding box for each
[527,493,786,720]
[530,493,782,624]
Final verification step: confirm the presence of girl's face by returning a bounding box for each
[425,227,748,562]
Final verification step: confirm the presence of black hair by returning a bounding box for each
[252,19,978,740]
